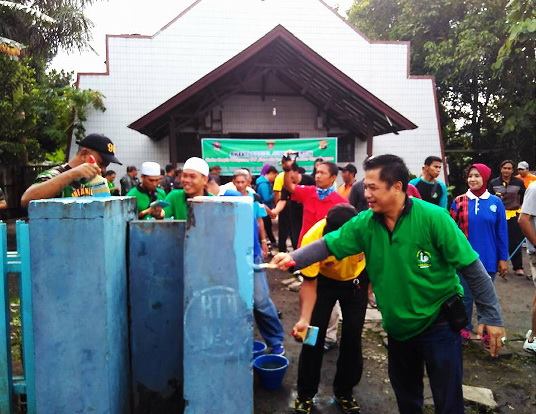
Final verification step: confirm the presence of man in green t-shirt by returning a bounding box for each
[165,157,209,220]
[21,133,122,207]
[127,162,166,220]
[105,170,120,195]
[273,154,505,414]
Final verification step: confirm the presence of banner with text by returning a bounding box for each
[201,137,338,175]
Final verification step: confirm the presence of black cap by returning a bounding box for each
[338,163,357,174]
[324,204,357,235]
[76,133,122,165]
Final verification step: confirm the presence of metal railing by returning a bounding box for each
[0,221,35,413]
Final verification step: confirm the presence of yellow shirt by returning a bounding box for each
[300,219,365,281]
[273,171,285,192]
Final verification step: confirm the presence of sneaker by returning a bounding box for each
[294,397,313,414]
[523,330,536,354]
[515,269,525,277]
[460,328,472,344]
[270,345,285,356]
[334,395,361,413]
[324,340,338,352]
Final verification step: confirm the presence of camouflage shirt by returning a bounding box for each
[35,164,94,198]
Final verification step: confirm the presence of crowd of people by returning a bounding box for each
[18,132,536,414]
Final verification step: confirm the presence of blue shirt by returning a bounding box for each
[450,191,508,273]
[255,175,274,208]
[252,197,267,257]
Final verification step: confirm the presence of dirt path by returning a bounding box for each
[254,256,536,413]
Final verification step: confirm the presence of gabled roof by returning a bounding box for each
[129,25,417,138]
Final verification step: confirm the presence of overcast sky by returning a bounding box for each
[51,0,355,75]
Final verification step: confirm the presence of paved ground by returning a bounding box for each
[254,256,536,413]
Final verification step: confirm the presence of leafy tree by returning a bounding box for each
[493,0,536,161]
[0,54,104,165]
[0,0,97,66]
[348,0,535,190]
[0,0,105,166]
[0,54,38,164]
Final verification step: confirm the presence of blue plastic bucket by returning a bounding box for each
[253,354,289,390]
[253,340,267,360]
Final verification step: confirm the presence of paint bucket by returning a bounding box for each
[253,340,267,360]
[253,354,289,390]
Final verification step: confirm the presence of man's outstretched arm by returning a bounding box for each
[271,239,330,270]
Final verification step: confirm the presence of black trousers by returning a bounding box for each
[262,215,276,244]
[277,206,292,251]
[277,205,302,252]
[297,272,369,399]
[507,215,524,271]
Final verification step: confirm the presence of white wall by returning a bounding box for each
[76,0,443,177]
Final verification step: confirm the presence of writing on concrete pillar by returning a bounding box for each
[185,286,248,356]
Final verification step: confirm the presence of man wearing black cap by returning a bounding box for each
[21,133,122,207]
[291,204,367,414]
[337,164,357,200]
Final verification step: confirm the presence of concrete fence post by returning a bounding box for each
[183,197,254,414]
[28,197,136,413]
[129,220,186,411]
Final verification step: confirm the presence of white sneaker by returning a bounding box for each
[523,330,536,354]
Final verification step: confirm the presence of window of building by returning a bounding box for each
[331,133,355,162]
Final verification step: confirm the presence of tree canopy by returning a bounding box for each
[0,54,104,165]
[0,1,97,64]
[0,0,105,166]
[348,0,535,187]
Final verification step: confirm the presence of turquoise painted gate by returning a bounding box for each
[0,221,35,414]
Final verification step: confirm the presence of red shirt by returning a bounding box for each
[291,185,348,246]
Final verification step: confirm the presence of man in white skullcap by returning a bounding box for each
[165,157,210,220]
[127,161,166,220]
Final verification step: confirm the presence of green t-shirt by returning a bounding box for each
[107,181,119,195]
[164,189,189,220]
[164,190,212,220]
[324,197,478,341]
[126,186,166,220]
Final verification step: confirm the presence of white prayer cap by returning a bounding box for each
[140,161,161,176]
[183,157,209,176]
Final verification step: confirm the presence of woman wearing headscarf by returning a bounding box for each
[488,160,526,276]
[450,163,508,341]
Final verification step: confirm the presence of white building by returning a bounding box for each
[73,0,445,178]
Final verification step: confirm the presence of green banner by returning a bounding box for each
[201,137,338,175]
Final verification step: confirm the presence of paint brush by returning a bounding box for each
[252,260,296,272]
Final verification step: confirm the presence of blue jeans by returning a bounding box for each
[388,320,464,414]
[254,255,284,348]
[460,272,495,331]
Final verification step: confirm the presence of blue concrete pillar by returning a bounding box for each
[129,220,185,411]
[28,197,136,414]
[183,197,254,414]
